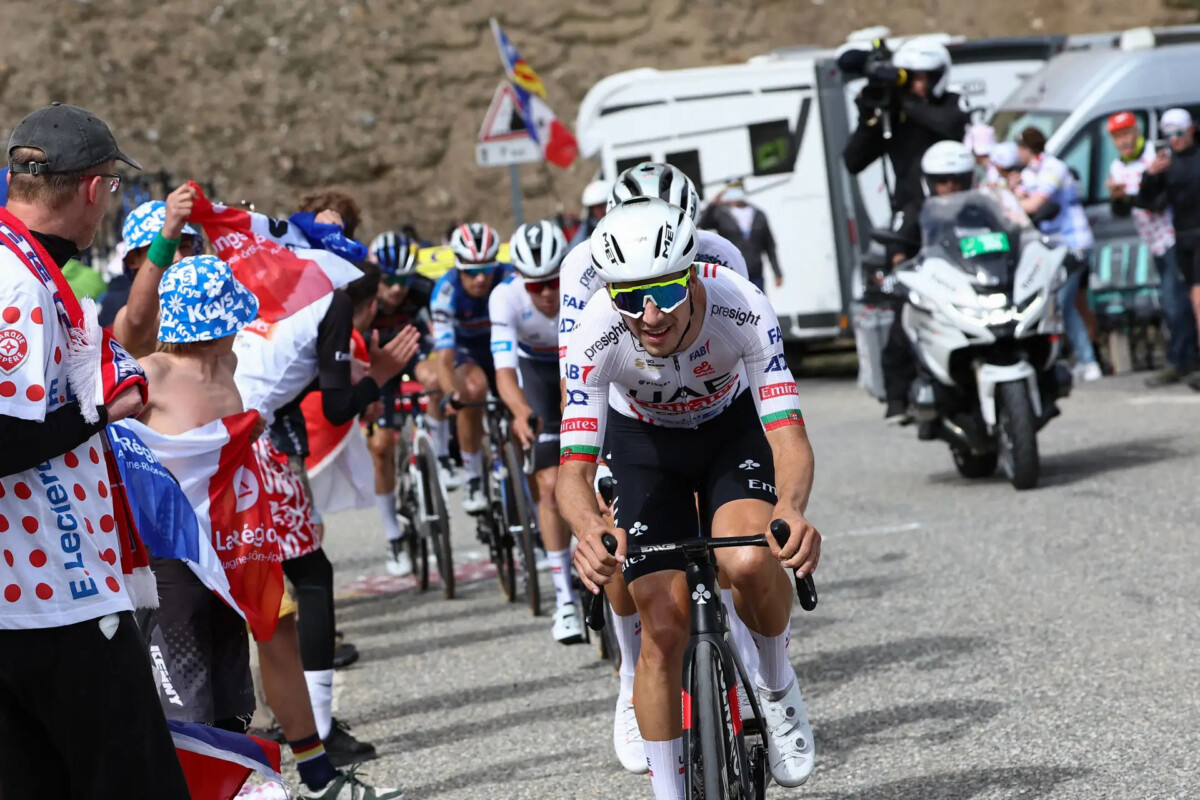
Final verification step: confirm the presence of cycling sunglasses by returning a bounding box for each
[607,272,690,319]
[384,272,414,287]
[459,262,498,277]
[523,276,560,294]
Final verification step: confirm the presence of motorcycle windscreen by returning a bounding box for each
[919,190,1030,289]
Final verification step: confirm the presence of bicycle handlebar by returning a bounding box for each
[596,521,817,613]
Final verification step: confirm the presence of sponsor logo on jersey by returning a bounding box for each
[491,341,513,352]
[688,339,710,362]
[768,326,783,345]
[761,409,804,431]
[558,345,567,359]
[747,478,778,495]
[758,382,798,401]
[559,444,600,463]
[764,354,788,373]
[693,361,715,378]
[567,389,589,406]
[561,417,599,433]
[696,253,728,268]
[584,322,626,360]
[559,317,575,334]
[563,364,597,382]
[562,294,587,310]
[0,329,29,374]
[711,304,761,327]
[628,375,737,414]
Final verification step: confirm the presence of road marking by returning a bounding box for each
[1128,395,1200,405]
[839,522,922,538]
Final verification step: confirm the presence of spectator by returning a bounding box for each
[1137,108,1200,391]
[1105,111,1199,386]
[965,123,1002,188]
[297,189,362,239]
[571,180,610,248]
[0,102,190,798]
[698,182,783,291]
[1013,126,1102,381]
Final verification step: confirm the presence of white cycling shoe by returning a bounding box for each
[551,603,585,644]
[462,478,487,515]
[438,456,463,491]
[613,691,649,774]
[385,543,413,578]
[759,677,815,788]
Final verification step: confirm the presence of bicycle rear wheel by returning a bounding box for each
[487,453,517,603]
[688,642,746,800]
[503,441,541,616]
[417,434,454,600]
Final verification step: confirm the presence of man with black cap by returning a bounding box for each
[0,103,191,797]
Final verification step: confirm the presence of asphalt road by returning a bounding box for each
[315,372,1200,800]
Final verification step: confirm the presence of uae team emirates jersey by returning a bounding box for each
[0,254,130,629]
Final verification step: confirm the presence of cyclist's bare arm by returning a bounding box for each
[557,458,621,591]
[495,367,535,446]
[434,347,456,398]
[766,423,820,576]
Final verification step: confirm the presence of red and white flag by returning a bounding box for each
[119,413,285,641]
[186,183,362,323]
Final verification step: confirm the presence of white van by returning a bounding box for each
[575,32,1101,345]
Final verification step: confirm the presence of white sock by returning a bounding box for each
[547,549,576,607]
[645,737,684,800]
[750,620,793,694]
[429,417,450,458]
[614,610,642,698]
[304,669,335,739]
[723,588,760,685]
[462,449,483,480]
[375,492,404,542]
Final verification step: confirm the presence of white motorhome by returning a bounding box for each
[576,32,1089,345]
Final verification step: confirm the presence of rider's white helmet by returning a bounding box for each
[607,162,701,224]
[920,140,976,196]
[581,180,611,209]
[589,197,698,284]
[448,222,501,266]
[509,220,568,279]
[894,39,951,99]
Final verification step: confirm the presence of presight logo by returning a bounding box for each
[758,382,798,400]
[711,304,761,327]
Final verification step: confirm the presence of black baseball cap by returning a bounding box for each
[7,102,141,175]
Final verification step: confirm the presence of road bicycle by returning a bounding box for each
[587,521,817,799]
[582,476,621,672]
[392,383,454,599]
[450,395,542,615]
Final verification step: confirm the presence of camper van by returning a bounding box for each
[575,32,1104,345]
[993,28,1200,326]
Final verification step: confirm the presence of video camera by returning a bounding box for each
[837,39,909,115]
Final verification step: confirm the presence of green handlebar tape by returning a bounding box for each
[147,232,181,269]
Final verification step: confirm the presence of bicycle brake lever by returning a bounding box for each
[581,589,606,631]
[769,519,818,612]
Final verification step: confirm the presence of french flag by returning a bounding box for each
[169,720,283,800]
[113,413,285,642]
[187,183,363,323]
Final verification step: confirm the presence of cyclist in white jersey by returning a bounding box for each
[556,163,757,775]
[491,220,584,645]
[558,198,820,798]
[559,162,748,357]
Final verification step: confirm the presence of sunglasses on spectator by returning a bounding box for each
[385,273,414,287]
[81,173,121,194]
[607,272,690,319]
[1166,130,1188,139]
[523,276,560,294]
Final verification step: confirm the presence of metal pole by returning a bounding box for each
[509,163,525,229]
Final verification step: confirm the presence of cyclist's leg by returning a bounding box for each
[452,344,490,511]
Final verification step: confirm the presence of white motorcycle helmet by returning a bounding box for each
[509,220,568,279]
[921,140,976,196]
[894,39,951,99]
[607,162,701,223]
[589,197,698,284]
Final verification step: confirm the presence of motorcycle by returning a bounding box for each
[872,189,1075,490]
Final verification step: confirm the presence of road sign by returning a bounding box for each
[477,81,542,167]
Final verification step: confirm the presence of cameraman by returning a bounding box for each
[843,39,971,215]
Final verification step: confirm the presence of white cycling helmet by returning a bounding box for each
[589,196,698,284]
[509,220,567,279]
[607,162,700,223]
[448,222,501,266]
[894,39,951,99]
[581,180,611,209]
[921,140,975,196]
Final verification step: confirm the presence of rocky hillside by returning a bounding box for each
[1,0,1193,242]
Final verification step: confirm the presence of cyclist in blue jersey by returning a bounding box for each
[430,222,512,514]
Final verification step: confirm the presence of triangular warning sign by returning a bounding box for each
[478,81,534,144]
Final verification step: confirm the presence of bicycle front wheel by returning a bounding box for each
[503,440,541,616]
[417,433,454,600]
[688,642,747,800]
[487,451,517,603]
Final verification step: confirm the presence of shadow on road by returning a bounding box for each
[401,746,597,798]
[338,599,515,639]
[1039,436,1188,487]
[359,621,541,663]
[817,699,1004,769]
[811,765,1086,800]
[795,635,990,691]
